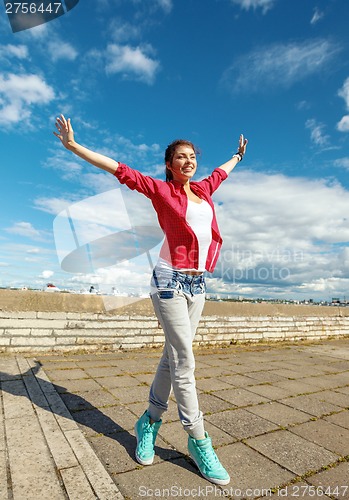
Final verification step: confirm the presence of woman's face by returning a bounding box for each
[167,145,197,183]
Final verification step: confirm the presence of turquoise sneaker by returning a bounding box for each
[134,411,162,465]
[188,432,230,485]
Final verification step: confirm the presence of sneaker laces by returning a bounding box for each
[139,423,155,454]
[198,445,222,469]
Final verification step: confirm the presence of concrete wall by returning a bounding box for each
[1,308,349,353]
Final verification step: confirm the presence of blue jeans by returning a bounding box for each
[148,267,206,439]
[151,267,206,297]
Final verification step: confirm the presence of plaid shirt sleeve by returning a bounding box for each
[114,163,160,199]
[196,167,228,196]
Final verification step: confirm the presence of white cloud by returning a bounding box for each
[109,19,141,43]
[26,23,49,39]
[337,115,349,132]
[230,0,276,13]
[129,0,172,12]
[305,118,330,147]
[105,44,160,84]
[47,41,78,62]
[338,77,349,108]
[222,39,340,93]
[0,44,28,60]
[208,170,349,300]
[40,270,54,279]
[310,7,324,25]
[34,197,73,215]
[156,0,172,12]
[0,73,54,126]
[337,77,349,132]
[5,222,44,240]
[45,148,83,180]
[334,157,349,170]
[26,248,40,254]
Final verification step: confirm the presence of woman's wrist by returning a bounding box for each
[66,139,77,151]
[232,152,243,162]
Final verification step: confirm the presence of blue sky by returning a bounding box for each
[1,0,349,301]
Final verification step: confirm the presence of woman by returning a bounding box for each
[54,115,247,485]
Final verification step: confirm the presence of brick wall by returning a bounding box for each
[1,309,349,353]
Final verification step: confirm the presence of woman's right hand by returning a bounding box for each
[54,114,75,149]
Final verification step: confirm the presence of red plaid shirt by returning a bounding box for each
[115,163,228,273]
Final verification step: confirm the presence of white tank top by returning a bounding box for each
[185,199,213,271]
[156,199,213,273]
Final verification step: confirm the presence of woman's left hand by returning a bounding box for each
[238,134,248,157]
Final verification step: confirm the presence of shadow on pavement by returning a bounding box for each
[0,360,188,473]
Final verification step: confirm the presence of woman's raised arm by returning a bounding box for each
[53,114,119,175]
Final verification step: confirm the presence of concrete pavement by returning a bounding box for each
[0,339,349,499]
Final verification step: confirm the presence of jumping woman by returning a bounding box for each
[54,115,248,485]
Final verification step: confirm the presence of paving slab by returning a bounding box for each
[270,367,312,380]
[81,387,123,407]
[41,361,79,370]
[54,377,102,394]
[290,419,349,456]
[309,389,349,408]
[95,374,141,389]
[245,383,291,400]
[307,462,349,499]
[196,392,233,414]
[108,385,149,404]
[46,368,89,381]
[324,410,349,430]
[273,378,324,396]
[247,429,339,476]
[325,360,349,371]
[280,393,343,417]
[233,370,287,384]
[295,375,342,390]
[205,408,280,439]
[212,387,270,406]
[5,413,64,499]
[74,404,136,436]
[246,401,311,427]
[59,466,96,500]
[217,442,295,499]
[196,377,235,392]
[84,366,125,378]
[2,379,35,419]
[115,457,221,500]
[194,366,233,378]
[218,373,258,386]
[337,386,349,395]
[304,344,349,360]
